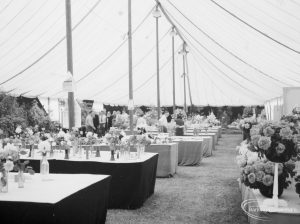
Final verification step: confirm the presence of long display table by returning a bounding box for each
[0,174,111,224]
[145,143,178,177]
[171,137,203,166]
[21,152,158,209]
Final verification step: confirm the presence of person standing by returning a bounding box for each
[159,111,169,133]
[85,111,96,133]
[175,114,185,136]
[99,110,106,136]
[106,111,113,131]
[93,111,100,136]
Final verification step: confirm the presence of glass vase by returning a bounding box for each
[18,170,25,188]
[0,170,8,193]
[110,146,115,161]
[64,149,69,160]
[28,144,34,158]
[95,146,101,157]
[40,156,49,180]
[72,141,76,157]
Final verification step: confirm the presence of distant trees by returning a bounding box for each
[0,92,59,137]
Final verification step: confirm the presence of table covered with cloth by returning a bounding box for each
[145,143,178,177]
[0,174,111,224]
[21,152,158,209]
[171,136,212,157]
[185,133,218,150]
[239,182,300,224]
[171,137,203,166]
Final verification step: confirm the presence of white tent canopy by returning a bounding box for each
[0,0,300,106]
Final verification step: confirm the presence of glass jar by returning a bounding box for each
[40,156,49,180]
[18,170,25,188]
[0,170,8,193]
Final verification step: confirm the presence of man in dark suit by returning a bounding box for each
[93,111,100,136]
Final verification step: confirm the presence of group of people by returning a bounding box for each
[85,108,189,136]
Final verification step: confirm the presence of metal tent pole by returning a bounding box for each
[65,0,75,129]
[128,0,134,134]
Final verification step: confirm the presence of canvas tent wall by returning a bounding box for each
[264,87,300,121]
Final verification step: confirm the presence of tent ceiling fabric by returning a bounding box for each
[0,0,299,106]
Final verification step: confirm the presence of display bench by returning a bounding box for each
[21,152,158,209]
[0,174,111,224]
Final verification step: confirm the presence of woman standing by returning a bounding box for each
[175,114,185,136]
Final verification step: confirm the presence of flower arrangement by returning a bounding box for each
[239,117,257,141]
[173,109,186,120]
[205,112,220,127]
[13,160,34,174]
[136,134,151,146]
[80,132,98,145]
[105,132,121,147]
[248,121,298,163]
[114,115,129,130]
[38,138,51,156]
[240,160,296,197]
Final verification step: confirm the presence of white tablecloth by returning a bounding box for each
[0,174,109,204]
[21,151,157,164]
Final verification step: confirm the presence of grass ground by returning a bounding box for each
[106,132,249,224]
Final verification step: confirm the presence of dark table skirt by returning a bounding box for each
[23,154,158,209]
[0,176,111,224]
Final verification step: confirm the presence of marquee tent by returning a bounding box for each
[0,0,300,106]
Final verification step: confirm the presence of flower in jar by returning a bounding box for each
[263,126,275,137]
[275,143,286,154]
[244,123,251,129]
[15,126,22,134]
[262,174,273,186]
[251,135,261,147]
[4,160,14,171]
[250,127,260,136]
[279,126,293,140]
[255,171,265,182]
[264,162,274,174]
[257,136,271,150]
[244,165,254,175]
[247,173,256,184]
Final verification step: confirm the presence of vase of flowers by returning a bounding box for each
[13,160,34,188]
[0,144,19,192]
[0,169,9,192]
[105,129,122,161]
[110,145,116,161]
[136,134,151,159]
[40,155,49,180]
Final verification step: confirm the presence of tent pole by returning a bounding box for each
[185,52,193,113]
[155,0,185,43]
[182,43,187,113]
[65,0,75,129]
[155,5,161,119]
[128,0,134,134]
[172,27,176,113]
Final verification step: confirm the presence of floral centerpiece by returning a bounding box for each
[105,130,121,161]
[240,160,296,198]
[239,117,257,141]
[248,121,298,162]
[205,112,220,127]
[0,144,27,191]
[114,115,129,130]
